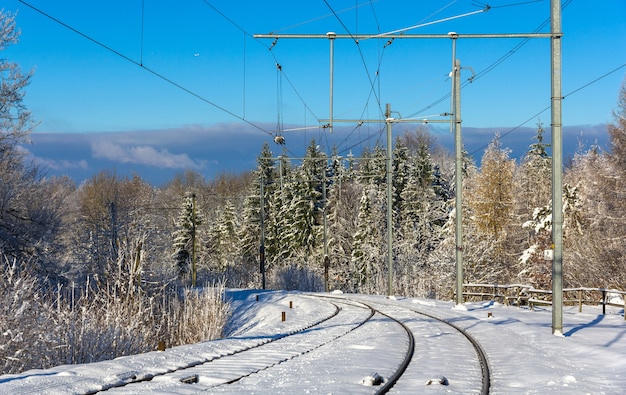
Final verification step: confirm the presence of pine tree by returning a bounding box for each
[237,143,277,277]
[516,121,552,219]
[395,139,451,296]
[351,186,377,291]
[172,193,202,284]
[205,200,239,272]
[513,122,554,286]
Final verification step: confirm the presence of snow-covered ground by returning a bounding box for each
[0,289,624,394]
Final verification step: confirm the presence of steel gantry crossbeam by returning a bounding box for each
[254,0,563,334]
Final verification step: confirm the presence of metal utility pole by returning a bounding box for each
[191,193,197,287]
[260,177,266,290]
[328,32,336,134]
[385,104,394,297]
[551,0,564,335]
[322,169,329,292]
[450,32,464,306]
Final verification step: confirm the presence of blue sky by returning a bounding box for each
[4,0,626,185]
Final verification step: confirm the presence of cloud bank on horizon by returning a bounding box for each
[20,121,611,186]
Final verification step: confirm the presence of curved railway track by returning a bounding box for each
[336,294,491,395]
[98,297,374,393]
[95,296,415,394]
[2,292,490,394]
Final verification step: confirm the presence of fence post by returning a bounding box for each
[578,289,583,313]
[602,290,606,315]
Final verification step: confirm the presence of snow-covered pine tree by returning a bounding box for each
[204,199,239,273]
[515,121,552,224]
[392,139,410,226]
[350,182,386,293]
[237,143,277,278]
[288,140,326,263]
[172,193,202,285]
[518,183,582,288]
[515,122,554,287]
[326,174,360,291]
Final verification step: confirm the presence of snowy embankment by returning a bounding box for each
[0,289,625,394]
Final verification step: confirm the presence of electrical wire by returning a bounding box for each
[272,1,379,33]
[269,51,323,125]
[406,0,574,119]
[328,0,494,156]
[322,0,388,157]
[323,0,384,118]
[468,62,626,157]
[200,0,324,139]
[199,0,331,160]
[18,0,274,138]
[140,0,145,66]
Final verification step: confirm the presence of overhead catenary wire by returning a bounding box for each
[468,62,626,157]
[201,0,324,136]
[17,0,274,139]
[406,0,574,119]
[269,1,380,34]
[321,0,395,155]
[268,50,323,127]
[19,0,318,157]
[336,0,463,154]
[323,0,385,118]
[317,1,505,156]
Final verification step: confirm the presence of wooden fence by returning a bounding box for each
[462,283,626,319]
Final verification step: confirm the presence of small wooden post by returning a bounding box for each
[289,301,293,309]
[157,340,166,351]
[256,294,259,301]
[602,290,606,315]
[281,311,286,322]
[578,289,583,313]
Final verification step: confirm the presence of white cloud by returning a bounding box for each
[18,145,89,171]
[91,141,207,170]
[38,158,89,171]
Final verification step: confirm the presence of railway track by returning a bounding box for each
[1,292,490,394]
[340,295,491,394]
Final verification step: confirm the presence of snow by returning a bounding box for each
[0,289,625,394]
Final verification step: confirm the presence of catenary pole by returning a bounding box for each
[451,52,464,306]
[323,169,329,292]
[386,104,394,297]
[328,32,336,133]
[551,0,563,335]
[191,193,197,287]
